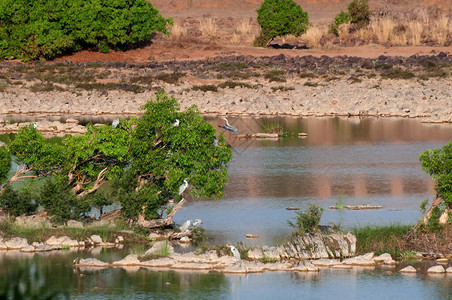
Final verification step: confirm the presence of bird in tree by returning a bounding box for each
[218,117,239,135]
[172,119,180,127]
[112,118,120,128]
[180,220,192,232]
[178,179,188,195]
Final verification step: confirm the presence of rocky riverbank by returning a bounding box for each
[0,53,451,132]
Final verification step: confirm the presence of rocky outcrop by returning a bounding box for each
[284,232,357,260]
[400,266,417,273]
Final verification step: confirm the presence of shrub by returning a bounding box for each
[329,10,352,36]
[0,186,38,216]
[288,203,324,234]
[0,146,11,185]
[347,0,371,28]
[38,176,90,224]
[0,0,172,61]
[255,0,310,46]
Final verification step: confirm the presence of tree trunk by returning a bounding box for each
[422,196,444,225]
[0,165,36,196]
[137,198,186,228]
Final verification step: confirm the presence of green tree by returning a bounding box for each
[0,146,11,185]
[0,0,171,61]
[255,0,310,47]
[329,0,371,36]
[419,141,452,226]
[121,90,232,226]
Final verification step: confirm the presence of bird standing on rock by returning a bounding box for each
[228,245,241,262]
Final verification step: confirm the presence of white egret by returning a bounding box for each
[112,118,120,128]
[218,117,239,135]
[172,119,180,127]
[180,220,192,232]
[178,179,188,196]
[213,136,218,147]
[228,245,241,262]
[32,121,38,129]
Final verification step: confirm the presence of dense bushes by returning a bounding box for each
[0,0,172,61]
[255,0,310,47]
[329,0,371,35]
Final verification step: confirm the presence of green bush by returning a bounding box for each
[38,176,90,224]
[288,203,324,234]
[329,10,352,36]
[0,146,11,184]
[0,186,38,216]
[347,0,371,28]
[255,0,309,46]
[329,0,370,36]
[0,0,172,61]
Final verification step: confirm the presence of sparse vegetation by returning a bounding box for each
[288,203,324,235]
[264,69,285,82]
[191,85,218,92]
[218,81,252,89]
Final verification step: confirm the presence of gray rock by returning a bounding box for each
[446,267,452,273]
[427,265,446,274]
[20,245,35,253]
[284,232,356,259]
[400,266,417,273]
[115,236,124,244]
[67,220,84,228]
[247,248,264,260]
[373,253,392,262]
[112,254,141,266]
[90,235,103,244]
[145,241,174,256]
[5,237,29,249]
[77,258,109,267]
[34,244,54,252]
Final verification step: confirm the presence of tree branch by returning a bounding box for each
[137,198,186,228]
[0,165,36,196]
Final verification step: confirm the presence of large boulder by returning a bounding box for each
[284,232,356,259]
[5,237,29,249]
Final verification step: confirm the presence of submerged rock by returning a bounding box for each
[427,265,445,274]
[76,258,109,267]
[400,266,417,273]
[112,254,141,266]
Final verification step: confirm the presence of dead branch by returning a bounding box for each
[76,167,109,198]
[137,198,186,228]
[0,165,36,195]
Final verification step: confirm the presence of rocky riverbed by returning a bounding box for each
[0,53,451,133]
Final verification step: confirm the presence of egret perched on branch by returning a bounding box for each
[178,179,188,196]
[32,122,38,129]
[172,119,180,127]
[180,220,192,232]
[228,245,241,262]
[112,118,120,128]
[218,117,239,135]
[213,136,219,147]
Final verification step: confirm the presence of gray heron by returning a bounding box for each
[178,179,188,195]
[228,245,241,262]
[218,117,239,135]
[112,118,120,128]
[213,136,218,147]
[192,219,203,227]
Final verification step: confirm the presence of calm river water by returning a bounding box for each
[1,117,452,299]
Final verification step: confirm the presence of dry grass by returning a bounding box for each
[356,26,373,42]
[408,20,423,46]
[371,18,396,44]
[302,27,325,48]
[231,33,241,46]
[432,15,450,45]
[391,31,407,45]
[282,34,299,45]
[236,19,253,35]
[169,22,188,41]
[200,18,219,40]
[338,24,351,42]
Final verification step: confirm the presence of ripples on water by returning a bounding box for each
[175,117,452,245]
[1,117,452,299]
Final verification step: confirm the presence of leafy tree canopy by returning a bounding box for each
[0,0,172,61]
[255,0,310,46]
[0,91,232,225]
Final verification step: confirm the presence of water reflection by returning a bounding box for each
[176,117,452,245]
